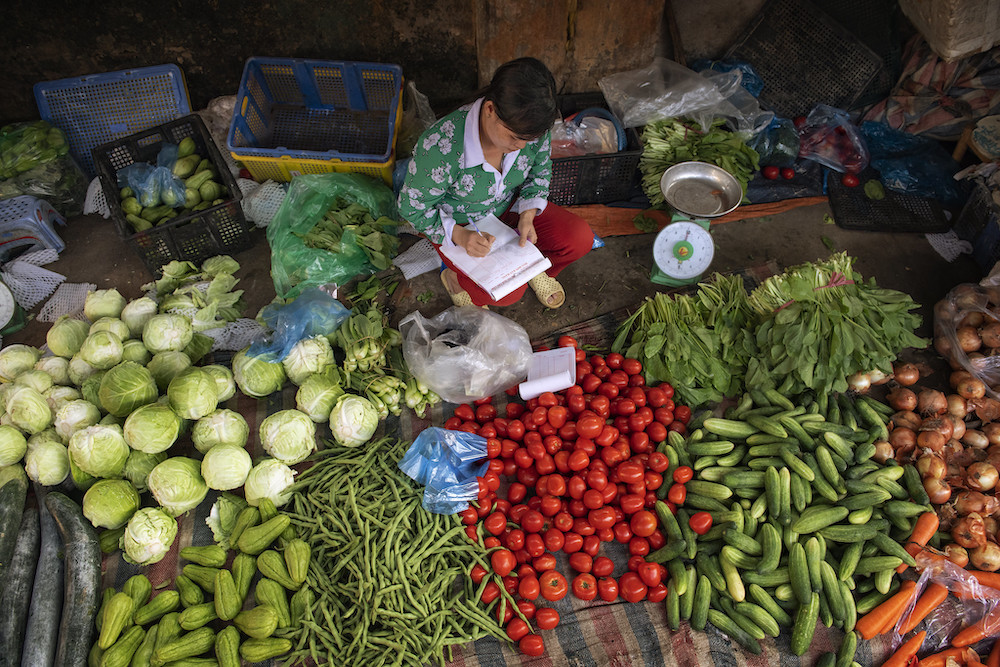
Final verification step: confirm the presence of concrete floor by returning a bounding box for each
[5,200,981,360]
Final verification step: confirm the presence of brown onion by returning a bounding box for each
[872,439,895,464]
[985,517,998,539]
[967,462,999,492]
[946,394,969,418]
[891,410,923,431]
[963,429,990,450]
[988,446,1000,469]
[892,362,920,387]
[952,513,988,548]
[957,376,988,400]
[984,423,1000,446]
[954,490,1000,516]
[916,453,947,480]
[920,417,954,442]
[916,430,946,454]
[944,544,970,568]
[957,326,983,352]
[935,335,954,359]
[918,389,948,416]
[950,370,973,389]
[960,310,986,328]
[947,414,967,441]
[887,387,918,413]
[981,321,1000,348]
[888,427,917,454]
[970,542,1000,571]
[924,477,952,504]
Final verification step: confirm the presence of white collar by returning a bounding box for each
[462,97,520,175]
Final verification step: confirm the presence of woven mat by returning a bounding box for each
[99,265,902,666]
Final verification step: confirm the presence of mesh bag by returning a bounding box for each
[38,282,97,322]
[926,230,974,262]
[1,249,65,309]
[240,179,287,228]
[393,238,441,279]
[202,318,268,352]
[83,176,111,218]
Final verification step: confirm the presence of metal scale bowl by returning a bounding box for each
[651,162,742,287]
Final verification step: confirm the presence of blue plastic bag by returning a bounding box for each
[690,58,765,98]
[116,143,187,208]
[398,427,488,514]
[860,121,966,208]
[247,287,351,362]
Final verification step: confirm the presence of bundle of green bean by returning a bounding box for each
[283,437,507,666]
[654,389,933,663]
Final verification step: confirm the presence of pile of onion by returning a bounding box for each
[881,361,1000,572]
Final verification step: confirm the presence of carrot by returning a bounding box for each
[969,571,1000,593]
[953,605,1000,647]
[918,647,978,667]
[898,583,949,635]
[881,630,926,667]
[897,513,940,574]
[986,637,1000,667]
[858,580,918,640]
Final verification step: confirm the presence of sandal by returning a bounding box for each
[529,273,565,309]
[440,268,488,309]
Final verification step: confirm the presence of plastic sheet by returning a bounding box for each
[398,427,488,514]
[399,307,532,404]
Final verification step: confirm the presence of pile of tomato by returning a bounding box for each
[448,337,713,657]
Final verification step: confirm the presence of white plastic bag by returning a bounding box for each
[400,307,533,404]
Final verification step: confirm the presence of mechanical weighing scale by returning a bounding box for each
[650,162,742,287]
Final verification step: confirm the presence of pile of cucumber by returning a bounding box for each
[118,137,230,233]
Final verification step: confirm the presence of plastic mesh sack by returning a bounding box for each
[393,238,441,280]
[204,318,269,352]
[398,427,488,514]
[926,231,973,263]
[83,176,110,218]
[1,249,65,309]
[38,281,96,322]
[240,179,287,228]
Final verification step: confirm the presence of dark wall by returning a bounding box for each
[1,0,479,124]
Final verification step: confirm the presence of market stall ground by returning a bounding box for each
[6,199,982,359]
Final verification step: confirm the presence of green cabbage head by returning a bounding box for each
[244,457,295,508]
[0,424,27,466]
[82,478,140,529]
[142,313,193,353]
[201,443,252,491]
[121,507,177,565]
[232,347,286,398]
[68,423,129,478]
[123,402,181,454]
[46,316,90,358]
[167,367,218,420]
[330,394,378,448]
[191,408,248,454]
[0,344,41,382]
[24,439,70,486]
[259,409,316,464]
[147,456,208,517]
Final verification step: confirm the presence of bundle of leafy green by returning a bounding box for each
[297,198,399,272]
[143,255,245,332]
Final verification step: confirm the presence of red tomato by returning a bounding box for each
[517,564,537,579]
[619,572,648,603]
[672,466,694,484]
[566,394,587,415]
[491,549,516,576]
[520,510,545,533]
[547,406,569,429]
[643,471,662,492]
[597,526,615,542]
[629,430,651,453]
[465,525,479,542]
[589,395,611,419]
[518,575,541,601]
[568,450,590,472]
[690,511,714,535]
[762,165,780,180]
[605,352,623,369]
[497,602,514,625]
[582,534,601,557]
[542,528,565,552]
[525,533,546,558]
[647,582,669,603]
[569,551,593,574]
[645,387,667,407]
[459,507,478,525]
[444,416,462,430]
[667,483,687,506]
[597,577,619,602]
[539,495,562,517]
[627,555,645,572]
[628,536,650,556]
[537,391,558,408]
[622,358,642,376]
[613,521,633,544]
[484,512,507,536]
[517,600,537,620]
[646,451,669,473]
[554,451,571,474]
[519,634,545,657]
[533,553,557,572]
[539,570,569,601]
[781,167,796,180]
[476,404,498,422]
[638,562,663,587]
[470,563,488,584]
[558,335,578,348]
[589,507,616,530]
[630,510,658,538]
[619,493,645,515]
[481,580,501,604]
[654,407,674,426]
[507,617,530,641]
[573,517,596,537]
[597,382,619,399]
[509,504,529,523]
[646,421,668,443]
[454,404,476,421]
[648,529,666,550]
[583,488,605,510]
[505,528,526,551]
[617,462,645,484]
[572,573,598,601]
[591,556,614,578]
[507,419,526,441]
[674,405,692,424]
[562,532,583,554]
[535,607,560,630]
[553,511,574,532]
[614,398,636,417]
[576,415,604,440]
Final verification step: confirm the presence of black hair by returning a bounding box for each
[482,57,558,140]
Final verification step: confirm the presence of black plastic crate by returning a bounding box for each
[548,93,641,206]
[93,114,254,275]
[827,167,951,233]
[725,0,884,118]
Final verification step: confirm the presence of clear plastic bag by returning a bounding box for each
[932,276,1000,400]
[0,121,88,218]
[399,306,533,404]
[750,117,801,167]
[550,117,620,158]
[797,104,869,174]
[597,57,772,136]
[246,286,350,362]
[398,427,488,514]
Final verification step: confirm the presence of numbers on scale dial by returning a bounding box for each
[653,222,714,280]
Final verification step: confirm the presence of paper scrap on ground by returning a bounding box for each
[519,346,576,400]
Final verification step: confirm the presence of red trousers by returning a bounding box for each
[435,203,595,307]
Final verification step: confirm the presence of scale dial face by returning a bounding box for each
[652,221,715,280]
[0,281,14,330]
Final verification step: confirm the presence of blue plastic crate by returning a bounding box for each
[34,65,191,178]
[227,57,403,182]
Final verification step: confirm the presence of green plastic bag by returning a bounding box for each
[267,173,398,299]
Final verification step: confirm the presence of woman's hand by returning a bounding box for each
[453,225,494,257]
[517,210,538,247]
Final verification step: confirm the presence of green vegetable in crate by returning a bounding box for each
[121,197,142,216]
[185,170,214,191]
[198,181,224,202]
[172,155,200,179]
[184,188,200,208]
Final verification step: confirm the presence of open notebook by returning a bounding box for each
[440,214,552,301]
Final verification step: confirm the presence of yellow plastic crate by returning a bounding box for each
[228,58,403,184]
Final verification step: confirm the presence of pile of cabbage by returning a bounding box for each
[0,255,381,567]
